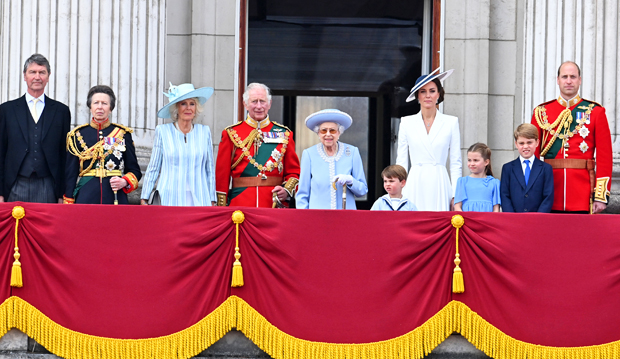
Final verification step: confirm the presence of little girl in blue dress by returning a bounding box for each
[454,143,500,212]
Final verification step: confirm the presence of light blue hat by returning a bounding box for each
[157,83,214,119]
[406,68,454,102]
[304,109,353,133]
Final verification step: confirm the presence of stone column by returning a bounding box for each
[443,0,491,175]
[166,0,238,157]
[0,0,166,147]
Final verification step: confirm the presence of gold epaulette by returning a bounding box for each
[112,123,134,133]
[271,121,293,133]
[580,98,603,108]
[535,99,556,109]
[66,124,89,150]
[224,121,244,132]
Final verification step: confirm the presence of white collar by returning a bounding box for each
[25,92,45,104]
[519,155,535,165]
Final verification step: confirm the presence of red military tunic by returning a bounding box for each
[531,95,612,211]
[215,116,300,207]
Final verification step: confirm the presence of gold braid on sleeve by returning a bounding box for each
[594,177,611,203]
[283,178,299,198]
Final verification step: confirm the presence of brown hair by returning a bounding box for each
[513,123,538,141]
[381,165,407,182]
[87,85,116,111]
[467,143,493,177]
[415,78,445,104]
[557,61,581,77]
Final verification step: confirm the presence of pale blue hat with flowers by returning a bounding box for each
[304,109,353,133]
[406,68,454,102]
[157,83,214,119]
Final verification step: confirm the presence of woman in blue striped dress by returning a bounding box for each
[140,83,216,206]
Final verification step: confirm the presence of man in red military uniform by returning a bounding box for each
[531,61,612,213]
[215,83,300,207]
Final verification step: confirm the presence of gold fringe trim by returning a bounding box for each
[234,296,454,359]
[0,296,235,359]
[1,297,620,359]
[236,298,620,359]
[452,300,620,359]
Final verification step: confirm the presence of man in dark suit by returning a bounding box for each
[0,54,71,203]
[500,123,554,213]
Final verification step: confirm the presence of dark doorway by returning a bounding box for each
[248,0,428,209]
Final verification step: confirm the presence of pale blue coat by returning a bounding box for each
[296,142,368,209]
[140,123,216,206]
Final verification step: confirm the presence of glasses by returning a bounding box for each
[319,128,338,134]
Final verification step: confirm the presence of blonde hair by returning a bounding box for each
[169,97,203,120]
[467,143,493,177]
[514,123,538,141]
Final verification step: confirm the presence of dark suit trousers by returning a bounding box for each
[8,175,56,203]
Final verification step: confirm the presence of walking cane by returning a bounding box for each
[332,181,347,209]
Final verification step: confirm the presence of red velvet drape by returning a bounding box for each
[2,203,620,347]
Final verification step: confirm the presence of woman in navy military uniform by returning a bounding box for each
[64,85,141,204]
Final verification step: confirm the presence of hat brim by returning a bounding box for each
[406,69,454,102]
[157,87,214,119]
[305,110,353,132]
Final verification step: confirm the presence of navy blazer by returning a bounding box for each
[0,95,71,199]
[500,157,554,213]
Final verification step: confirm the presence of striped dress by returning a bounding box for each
[141,123,216,206]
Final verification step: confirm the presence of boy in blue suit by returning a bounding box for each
[500,124,554,212]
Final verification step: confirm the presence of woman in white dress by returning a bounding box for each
[396,68,462,211]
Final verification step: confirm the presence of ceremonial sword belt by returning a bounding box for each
[544,159,595,192]
[81,169,123,178]
[232,176,282,188]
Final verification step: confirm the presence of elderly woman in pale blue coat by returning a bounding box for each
[140,83,216,206]
[296,109,368,209]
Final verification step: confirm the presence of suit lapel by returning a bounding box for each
[525,158,542,192]
[41,96,56,141]
[15,96,30,142]
[513,159,527,189]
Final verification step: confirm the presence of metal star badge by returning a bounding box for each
[105,159,116,171]
[579,141,589,153]
[579,126,590,139]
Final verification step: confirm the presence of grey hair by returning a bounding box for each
[23,54,51,74]
[312,124,346,134]
[169,97,204,120]
[242,83,272,104]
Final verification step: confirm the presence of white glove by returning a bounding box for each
[334,174,354,186]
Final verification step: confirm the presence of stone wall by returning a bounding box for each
[165,0,238,158]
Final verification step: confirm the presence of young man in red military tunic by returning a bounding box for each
[215,83,300,207]
[531,61,612,213]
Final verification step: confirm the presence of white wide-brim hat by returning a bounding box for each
[304,109,353,133]
[157,83,214,119]
[406,68,454,102]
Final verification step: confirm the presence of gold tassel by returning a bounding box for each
[11,206,26,288]
[451,215,464,293]
[231,210,245,287]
